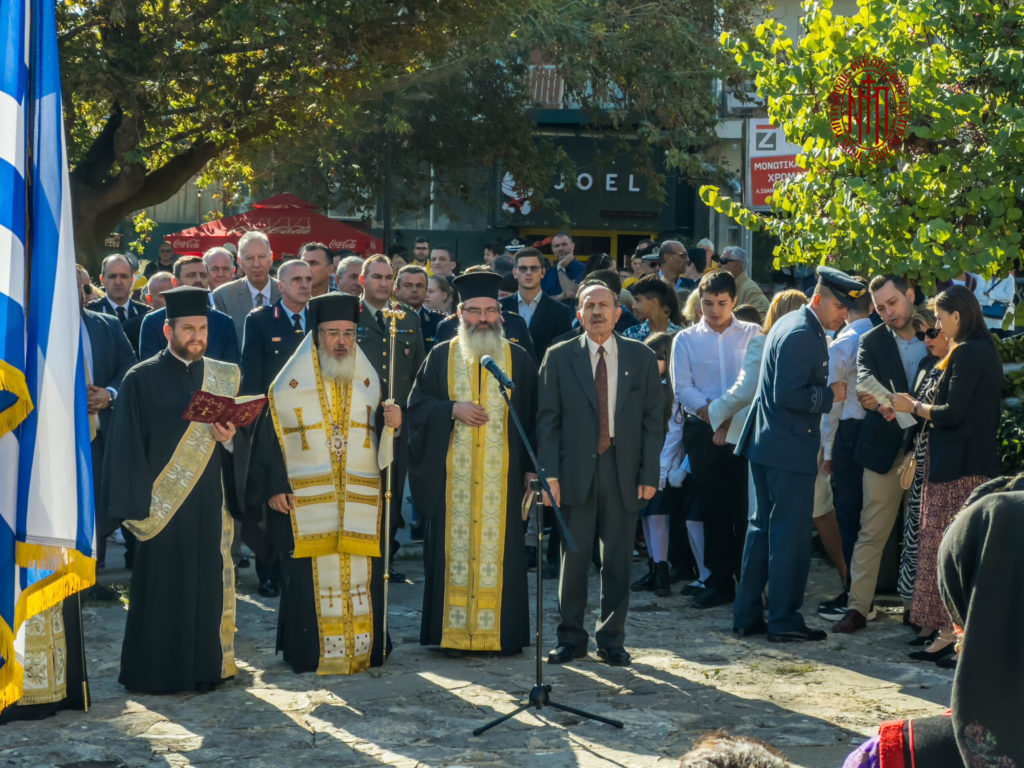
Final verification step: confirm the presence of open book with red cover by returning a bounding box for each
[182,391,267,427]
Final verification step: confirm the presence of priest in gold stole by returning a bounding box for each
[102,286,248,694]
[408,272,537,655]
[254,293,401,674]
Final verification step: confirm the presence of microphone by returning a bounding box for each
[480,355,515,390]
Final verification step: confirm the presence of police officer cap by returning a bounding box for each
[453,271,502,302]
[504,238,526,253]
[163,286,210,319]
[309,293,360,325]
[816,266,867,308]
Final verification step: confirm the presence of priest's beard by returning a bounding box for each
[457,319,505,363]
[319,349,356,383]
[168,333,206,362]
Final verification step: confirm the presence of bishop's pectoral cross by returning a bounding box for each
[283,407,323,451]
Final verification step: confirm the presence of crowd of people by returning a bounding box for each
[7,230,1019,765]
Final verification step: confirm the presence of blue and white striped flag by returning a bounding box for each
[0,0,96,709]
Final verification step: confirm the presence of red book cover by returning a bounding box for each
[182,391,267,427]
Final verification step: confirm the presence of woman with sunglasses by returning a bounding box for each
[894,309,946,647]
[891,286,1002,667]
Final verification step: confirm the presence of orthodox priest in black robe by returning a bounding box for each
[408,271,537,654]
[101,286,249,694]
[247,293,401,674]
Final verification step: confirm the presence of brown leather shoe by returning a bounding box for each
[833,608,867,633]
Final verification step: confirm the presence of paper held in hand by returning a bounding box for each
[182,391,267,427]
[857,375,917,429]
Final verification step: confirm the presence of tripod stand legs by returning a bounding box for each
[472,683,624,736]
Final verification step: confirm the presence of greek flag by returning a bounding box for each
[0,0,96,708]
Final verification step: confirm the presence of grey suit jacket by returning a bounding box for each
[536,333,664,513]
[212,277,282,342]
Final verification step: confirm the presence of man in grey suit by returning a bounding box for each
[537,281,664,667]
[212,230,282,342]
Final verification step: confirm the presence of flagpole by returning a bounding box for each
[379,302,405,661]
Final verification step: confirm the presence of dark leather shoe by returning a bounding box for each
[85,583,119,602]
[596,647,631,666]
[909,642,955,662]
[547,643,587,664]
[388,568,406,583]
[733,619,767,637]
[257,580,280,598]
[767,626,827,642]
[691,586,734,609]
[236,557,250,569]
[936,653,958,669]
[833,608,867,634]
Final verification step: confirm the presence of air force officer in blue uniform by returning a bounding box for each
[733,267,866,641]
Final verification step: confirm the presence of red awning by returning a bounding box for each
[164,195,381,259]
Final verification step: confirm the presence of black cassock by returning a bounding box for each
[247,409,390,673]
[102,349,248,693]
[407,340,536,652]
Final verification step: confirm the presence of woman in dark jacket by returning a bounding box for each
[892,285,1002,664]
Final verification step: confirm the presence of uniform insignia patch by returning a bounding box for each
[289,379,299,389]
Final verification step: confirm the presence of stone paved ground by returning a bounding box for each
[1,540,950,768]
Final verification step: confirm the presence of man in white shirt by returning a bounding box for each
[817,278,873,620]
[671,270,761,608]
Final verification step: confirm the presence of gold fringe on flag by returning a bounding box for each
[0,359,33,438]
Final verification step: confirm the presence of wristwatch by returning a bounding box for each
[912,400,921,416]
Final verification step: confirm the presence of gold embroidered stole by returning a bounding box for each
[123,358,239,542]
[440,338,512,651]
[123,357,241,680]
[18,605,67,706]
[269,335,382,559]
[268,335,382,674]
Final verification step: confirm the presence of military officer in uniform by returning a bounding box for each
[238,259,313,597]
[357,255,426,580]
[239,260,313,397]
[732,266,866,642]
[394,264,445,352]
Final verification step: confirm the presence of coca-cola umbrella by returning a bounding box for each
[164,194,382,259]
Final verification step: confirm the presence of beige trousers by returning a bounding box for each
[847,452,906,615]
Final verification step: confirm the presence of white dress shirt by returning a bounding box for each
[585,334,617,439]
[820,317,873,460]
[671,316,761,417]
[517,290,542,325]
[247,279,273,309]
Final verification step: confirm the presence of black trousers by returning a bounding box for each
[682,418,748,593]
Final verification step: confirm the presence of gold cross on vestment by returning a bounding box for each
[325,586,336,608]
[282,407,323,451]
[352,585,368,603]
[350,405,374,449]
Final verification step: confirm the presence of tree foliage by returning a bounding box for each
[700,0,1024,289]
[60,0,765,262]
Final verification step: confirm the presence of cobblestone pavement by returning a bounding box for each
[1,540,950,768]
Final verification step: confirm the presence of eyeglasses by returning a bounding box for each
[716,258,737,265]
[915,328,941,340]
[516,265,542,273]
[460,306,501,317]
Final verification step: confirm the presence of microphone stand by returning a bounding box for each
[472,372,623,736]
